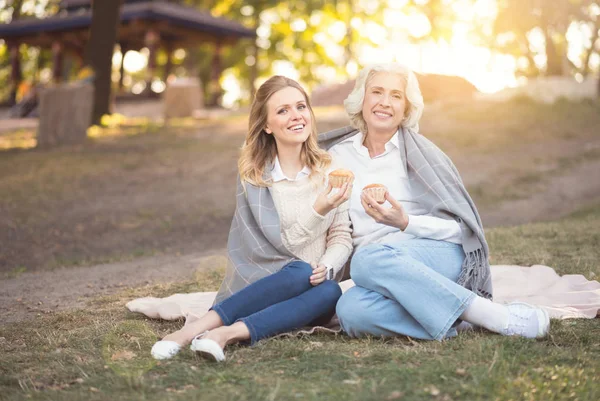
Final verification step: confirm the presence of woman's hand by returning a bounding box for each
[360,191,409,230]
[310,262,327,286]
[313,182,352,216]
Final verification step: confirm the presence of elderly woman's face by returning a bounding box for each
[362,72,406,135]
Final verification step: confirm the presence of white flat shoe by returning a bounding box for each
[151,340,181,360]
[190,332,225,362]
[501,302,550,339]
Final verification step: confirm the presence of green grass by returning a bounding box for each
[487,203,600,279]
[424,97,600,153]
[1,205,599,401]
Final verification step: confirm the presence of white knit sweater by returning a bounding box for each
[270,177,353,278]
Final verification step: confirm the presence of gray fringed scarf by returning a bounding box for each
[320,126,493,299]
[215,125,492,304]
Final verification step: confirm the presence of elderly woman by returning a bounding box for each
[321,63,550,340]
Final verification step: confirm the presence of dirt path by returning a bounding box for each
[0,249,226,325]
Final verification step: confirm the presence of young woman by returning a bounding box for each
[151,76,353,361]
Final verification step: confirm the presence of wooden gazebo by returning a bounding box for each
[0,0,256,103]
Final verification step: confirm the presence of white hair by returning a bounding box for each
[343,63,425,134]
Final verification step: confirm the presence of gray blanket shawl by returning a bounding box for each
[214,175,297,304]
[215,126,492,303]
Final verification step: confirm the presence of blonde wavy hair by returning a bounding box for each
[238,75,331,187]
[344,63,425,134]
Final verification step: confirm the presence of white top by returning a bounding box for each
[271,156,311,182]
[269,157,353,278]
[328,131,462,249]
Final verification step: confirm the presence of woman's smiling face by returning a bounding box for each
[264,86,312,148]
[362,72,407,136]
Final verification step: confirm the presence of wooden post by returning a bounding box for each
[208,41,223,106]
[144,29,159,94]
[73,48,85,71]
[119,43,128,91]
[52,41,64,83]
[163,43,173,84]
[9,41,22,105]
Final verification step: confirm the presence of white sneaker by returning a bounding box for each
[151,340,181,360]
[190,332,225,362]
[500,302,550,339]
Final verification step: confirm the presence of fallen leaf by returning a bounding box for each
[110,350,136,361]
[455,368,467,376]
[424,385,440,396]
[386,391,404,400]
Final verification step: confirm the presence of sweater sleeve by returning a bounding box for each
[403,214,462,244]
[318,201,353,277]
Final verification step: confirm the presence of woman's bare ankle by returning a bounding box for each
[204,328,229,349]
[161,330,189,346]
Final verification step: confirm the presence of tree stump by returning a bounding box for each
[163,78,204,119]
[37,82,94,148]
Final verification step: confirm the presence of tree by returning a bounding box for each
[85,0,121,125]
[493,0,599,77]
[6,0,24,104]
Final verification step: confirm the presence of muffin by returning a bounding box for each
[362,183,387,204]
[328,169,354,188]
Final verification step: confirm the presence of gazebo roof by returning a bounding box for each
[0,0,255,48]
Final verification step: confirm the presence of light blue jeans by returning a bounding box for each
[336,239,476,341]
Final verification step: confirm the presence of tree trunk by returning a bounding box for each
[8,0,23,105]
[582,21,599,77]
[544,29,564,76]
[249,41,258,100]
[85,0,122,125]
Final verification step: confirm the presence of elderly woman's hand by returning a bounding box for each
[313,182,352,216]
[361,191,409,230]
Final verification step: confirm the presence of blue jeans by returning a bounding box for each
[212,261,342,344]
[336,239,476,341]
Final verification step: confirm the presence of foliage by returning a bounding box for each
[0,0,599,105]
[492,0,600,77]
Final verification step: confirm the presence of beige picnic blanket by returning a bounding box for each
[127,265,600,329]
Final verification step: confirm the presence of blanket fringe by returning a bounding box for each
[457,248,492,299]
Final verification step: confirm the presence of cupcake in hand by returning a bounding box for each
[362,184,387,204]
[328,169,354,188]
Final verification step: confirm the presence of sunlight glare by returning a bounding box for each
[473,0,497,18]
[222,70,242,109]
[363,21,388,45]
[327,21,348,43]
[124,51,147,73]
